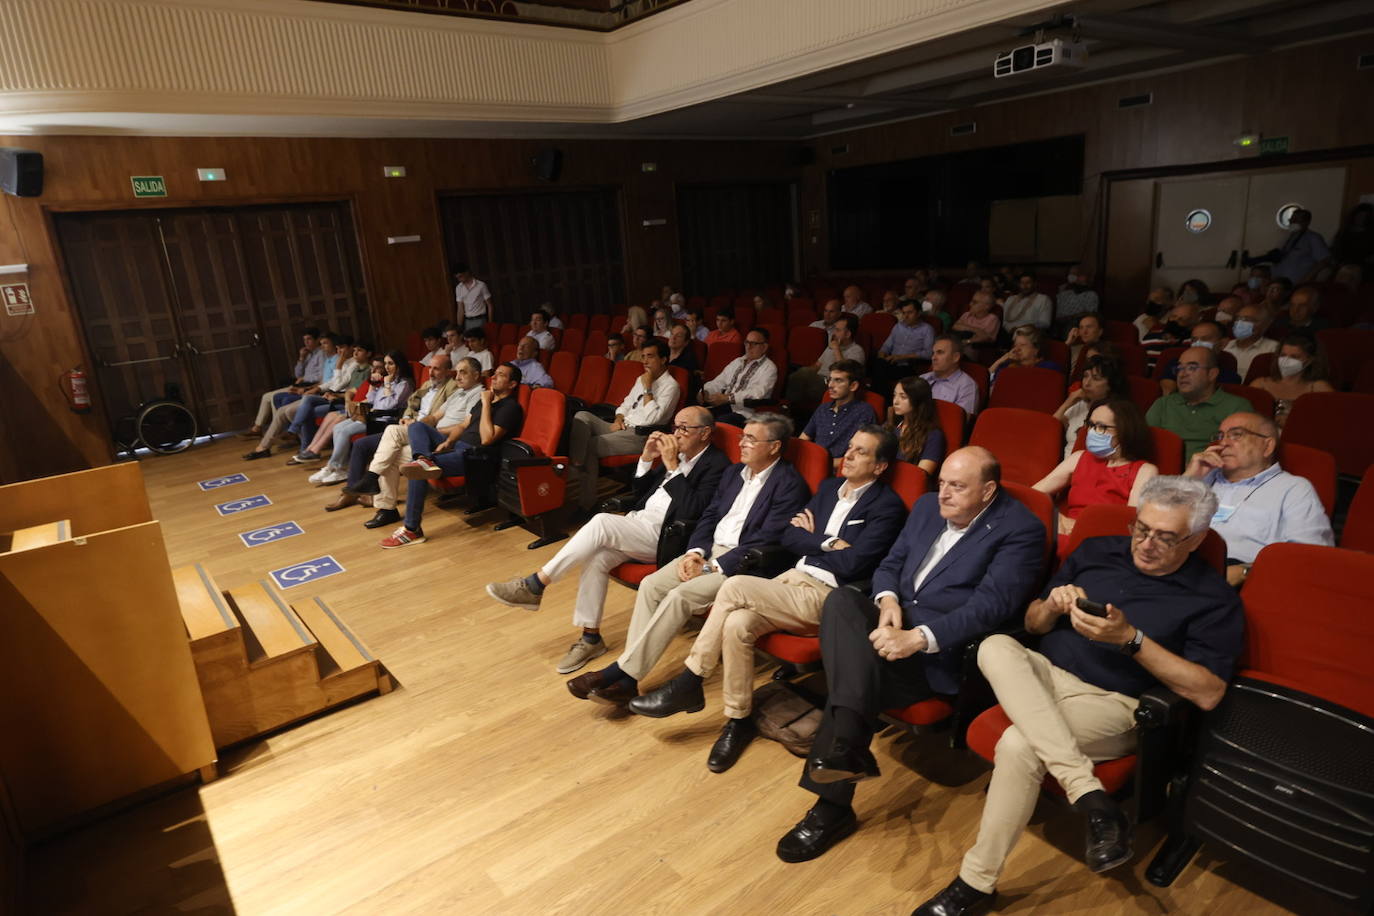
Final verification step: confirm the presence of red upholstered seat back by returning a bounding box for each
[787,326,827,367]
[988,366,1066,414]
[712,422,742,463]
[1278,441,1337,517]
[1343,465,1374,553]
[519,388,565,457]
[1221,383,1275,418]
[958,360,990,411]
[704,342,743,381]
[1282,392,1374,477]
[1002,480,1056,572]
[570,355,612,403]
[1126,376,1160,415]
[785,438,833,494]
[604,359,645,408]
[559,327,584,359]
[970,407,1063,486]
[885,460,928,510]
[548,350,577,392]
[935,398,966,450]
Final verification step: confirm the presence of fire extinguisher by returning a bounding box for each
[61,367,93,413]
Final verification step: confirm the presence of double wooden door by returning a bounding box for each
[56,203,370,439]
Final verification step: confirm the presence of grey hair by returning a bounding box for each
[1139,475,1218,536]
[749,412,794,444]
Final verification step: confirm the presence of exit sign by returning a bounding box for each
[130,175,167,198]
[1259,136,1289,156]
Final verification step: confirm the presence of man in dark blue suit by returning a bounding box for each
[776,446,1046,863]
[567,413,811,705]
[627,425,909,773]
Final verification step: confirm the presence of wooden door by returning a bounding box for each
[1241,167,1346,267]
[1151,176,1250,294]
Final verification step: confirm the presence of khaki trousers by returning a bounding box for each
[617,548,729,681]
[254,386,291,428]
[959,634,1139,894]
[368,423,413,510]
[686,568,831,718]
[570,411,646,510]
[256,395,303,450]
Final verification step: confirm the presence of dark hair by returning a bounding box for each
[503,362,523,385]
[386,349,413,381]
[1082,355,1129,400]
[933,333,962,352]
[884,376,937,463]
[1019,272,1036,283]
[302,326,321,339]
[457,356,482,375]
[686,307,704,321]
[857,423,899,466]
[465,327,486,342]
[333,333,353,348]
[1091,398,1152,463]
[1077,312,1102,328]
[1270,334,1329,383]
[453,262,470,274]
[421,326,441,340]
[833,314,858,335]
[748,325,771,342]
[716,305,736,320]
[354,340,373,353]
[828,358,865,385]
[317,329,337,343]
[642,338,670,359]
[1181,278,1211,301]
[531,309,549,322]
[606,336,624,347]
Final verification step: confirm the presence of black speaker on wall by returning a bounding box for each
[533,148,563,183]
[0,148,43,197]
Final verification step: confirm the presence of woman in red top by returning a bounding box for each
[1033,398,1159,544]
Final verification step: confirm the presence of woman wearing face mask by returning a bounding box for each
[1034,398,1158,544]
[1053,355,1129,458]
[1253,335,1333,427]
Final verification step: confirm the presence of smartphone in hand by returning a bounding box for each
[1075,597,1109,618]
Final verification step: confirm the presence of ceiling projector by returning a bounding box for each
[993,38,1088,78]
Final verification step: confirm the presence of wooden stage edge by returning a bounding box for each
[22,439,1307,915]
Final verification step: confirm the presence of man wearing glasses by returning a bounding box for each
[700,328,779,425]
[1184,412,1332,586]
[1145,345,1250,461]
[485,407,730,674]
[914,476,1243,916]
[566,414,810,704]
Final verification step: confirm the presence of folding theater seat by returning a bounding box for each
[547,350,577,393]
[1342,464,1374,552]
[987,366,1066,414]
[599,366,689,474]
[1282,392,1374,480]
[1277,441,1337,517]
[786,326,827,368]
[1220,383,1275,418]
[703,342,744,381]
[935,399,966,451]
[558,327,584,359]
[969,407,1063,486]
[492,387,570,549]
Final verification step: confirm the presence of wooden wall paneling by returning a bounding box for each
[1103,177,1158,317]
[0,463,151,537]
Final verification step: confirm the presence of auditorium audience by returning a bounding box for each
[666,323,699,373]
[874,299,935,388]
[700,328,777,424]
[684,308,709,342]
[651,306,673,339]
[706,306,744,346]
[799,360,877,462]
[242,325,323,440]
[450,327,494,374]
[922,334,979,417]
[884,376,944,473]
[1157,321,1236,394]
[418,327,443,367]
[952,291,1000,344]
[914,475,1242,916]
[620,305,649,336]
[454,263,494,331]
[243,330,343,459]
[989,325,1061,382]
[1211,294,1243,326]
[605,337,626,362]
[1002,273,1052,331]
[841,285,872,318]
[809,299,842,332]
[565,414,809,704]
[624,326,650,362]
[525,310,556,350]
[1146,346,1251,460]
[1132,287,1174,341]
[786,315,864,410]
[510,336,554,388]
[1269,285,1329,337]
[1065,313,1103,371]
[1183,412,1333,586]
[1251,335,1334,427]
[1260,276,1293,314]
[1223,302,1280,379]
[1055,265,1099,330]
[1053,355,1128,457]
[921,288,953,332]
[1269,208,1332,284]
[285,339,372,461]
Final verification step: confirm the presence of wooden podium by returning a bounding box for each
[0,464,216,847]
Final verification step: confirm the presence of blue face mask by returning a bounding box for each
[1231,319,1255,340]
[1085,428,1116,458]
[1247,276,1263,289]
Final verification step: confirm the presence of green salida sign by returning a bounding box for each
[130,175,167,198]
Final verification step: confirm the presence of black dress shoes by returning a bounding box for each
[363,508,402,529]
[706,717,757,773]
[242,449,270,461]
[627,675,705,718]
[912,876,994,916]
[1074,789,1133,873]
[589,679,638,705]
[775,804,858,863]
[346,475,381,496]
[566,669,612,700]
[807,740,880,784]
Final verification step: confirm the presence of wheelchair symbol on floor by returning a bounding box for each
[239,521,304,548]
[215,494,272,516]
[198,473,249,491]
[269,555,345,589]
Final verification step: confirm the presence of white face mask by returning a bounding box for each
[1190,339,1215,350]
[1067,274,1080,285]
[921,300,935,313]
[1277,356,1305,377]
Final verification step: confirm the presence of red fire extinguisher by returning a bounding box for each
[61,367,93,413]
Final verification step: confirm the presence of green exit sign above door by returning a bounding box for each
[130,175,167,198]
[1259,136,1289,156]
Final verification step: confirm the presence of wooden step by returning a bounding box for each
[5,519,69,553]
[226,580,316,665]
[293,597,376,679]
[173,563,240,644]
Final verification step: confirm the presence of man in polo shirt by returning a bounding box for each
[453,263,493,332]
[921,334,978,417]
[1145,346,1250,461]
[913,475,1243,916]
[1184,412,1332,586]
[800,360,876,465]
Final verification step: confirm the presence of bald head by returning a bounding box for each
[937,446,1001,527]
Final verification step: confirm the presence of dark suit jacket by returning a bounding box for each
[627,445,731,564]
[688,459,810,575]
[781,477,907,586]
[871,489,1045,694]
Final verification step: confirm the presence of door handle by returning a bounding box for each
[1226,249,1238,269]
[1155,252,1163,268]
[1241,248,1250,267]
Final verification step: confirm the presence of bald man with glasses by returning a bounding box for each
[1184,411,1332,586]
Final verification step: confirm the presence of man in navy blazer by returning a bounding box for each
[776,446,1046,864]
[627,425,909,773]
[567,413,810,705]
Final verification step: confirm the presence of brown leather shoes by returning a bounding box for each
[325,491,359,512]
[589,679,638,705]
[566,669,611,700]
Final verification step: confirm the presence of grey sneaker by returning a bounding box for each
[556,639,607,675]
[485,577,542,611]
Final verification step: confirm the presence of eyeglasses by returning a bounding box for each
[739,434,779,445]
[1212,427,1272,443]
[1128,520,1188,549]
[1085,422,1117,434]
[745,339,768,347]
[1175,362,1210,374]
[673,424,709,434]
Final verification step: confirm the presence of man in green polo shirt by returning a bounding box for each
[1146,345,1251,461]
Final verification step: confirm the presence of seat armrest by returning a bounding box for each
[1133,685,1194,824]
[1134,687,1186,730]
[736,544,795,575]
[506,455,559,469]
[599,496,630,514]
[633,423,671,436]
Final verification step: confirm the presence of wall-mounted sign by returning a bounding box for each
[1,281,33,316]
[131,175,167,198]
[1259,136,1289,156]
[1185,209,1212,234]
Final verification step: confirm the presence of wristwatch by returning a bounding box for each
[1120,628,1144,656]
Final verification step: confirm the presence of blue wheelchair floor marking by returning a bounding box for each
[215,494,272,516]
[199,473,249,491]
[239,521,305,548]
[269,555,346,589]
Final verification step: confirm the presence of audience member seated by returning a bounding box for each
[1241,264,1271,303]
[978,277,1004,307]
[1222,303,1280,380]
[1252,334,1334,427]
[921,289,953,332]
[450,327,494,374]
[774,447,1045,865]
[285,339,372,461]
[666,323,699,373]
[786,315,865,411]
[242,325,324,440]
[1053,355,1128,457]
[243,329,342,459]
[565,414,810,705]
[1331,202,1374,270]
[1055,265,1100,332]
[842,285,873,318]
[668,292,688,319]
[509,335,554,388]
[570,339,681,512]
[1002,273,1052,331]
[605,337,626,362]
[706,306,743,346]
[651,306,673,340]
[417,327,443,367]
[305,356,398,485]
[485,410,729,673]
[541,303,564,330]
[800,360,877,463]
[525,310,556,350]
[1132,287,1174,341]
[1034,399,1158,539]
[699,328,777,424]
[990,325,1062,383]
[626,426,907,772]
[1212,294,1243,326]
[620,305,649,337]
[952,291,1000,346]
[810,299,842,332]
[1269,285,1329,337]
[1259,276,1293,314]
[913,475,1242,916]
[1141,300,1201,365]
[1157,321,1236,394]
[623,326,650,362]
[922,334,979,417]
[1184,412,1333,585]
[380,362,525,548]
[684,307,709,342]
[873,298,936,389]
[1146,346,1250,461]
[441,326,463,357]
[885,376,945,473]
[1065,313,1103,370]
[879,290,901,314]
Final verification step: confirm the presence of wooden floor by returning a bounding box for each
[23,436,1309,915]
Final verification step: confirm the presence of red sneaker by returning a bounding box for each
[379,526,426,549]
[400,456,443,480]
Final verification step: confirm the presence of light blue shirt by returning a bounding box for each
[512,357,554,388]
[879,321,934,359]
[921,367,978,417]
[1203,463,1333,563]
[1273,229,1331,283]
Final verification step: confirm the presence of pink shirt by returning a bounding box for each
[954,311,1000,341]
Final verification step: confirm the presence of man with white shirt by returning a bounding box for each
[810,299,842,332]
[786,315,866,411]
[627,426,908,773]
[1002,273,1053,332]
[453,263,493,331]
[485,408,730,673]
[417,327,444,367]
[525,309,557,350]
[842,285,873,318]
[775,447,1045,864]
[510,335,554,388]
[700,328,779,424]
[566,414,810,705]
[570,339,682,511]
[449,327,494,374]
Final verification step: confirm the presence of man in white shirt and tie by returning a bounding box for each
[700,328,778,424]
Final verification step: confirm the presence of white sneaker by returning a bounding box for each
[308,468,329,483]
[318,467,347,485]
